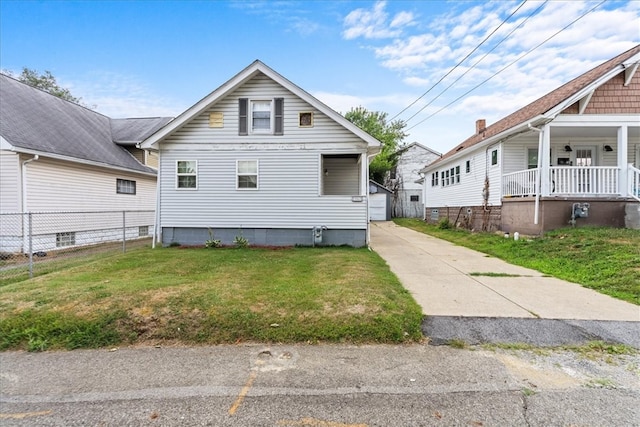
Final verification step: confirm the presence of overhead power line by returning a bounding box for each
[406,0,607,132]
[391,0,528,122]
[404,0,548,124]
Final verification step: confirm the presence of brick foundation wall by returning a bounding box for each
[424,205,502,232]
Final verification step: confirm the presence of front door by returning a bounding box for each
[573,146,596,193]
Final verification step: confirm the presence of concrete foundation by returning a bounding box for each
[501,197,636,235]
[161,227,367,248]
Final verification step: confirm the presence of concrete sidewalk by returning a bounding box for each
[370,221,639,322]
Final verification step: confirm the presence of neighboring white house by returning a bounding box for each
[0,74,171,253]
[421,44,640,235]
[140,60,381,247]
[388,142,440,218]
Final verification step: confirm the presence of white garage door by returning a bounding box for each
[369,193,387,221]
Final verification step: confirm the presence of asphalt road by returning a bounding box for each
[1,344,638,426]
[423,316,640,348]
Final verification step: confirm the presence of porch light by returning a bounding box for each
[604,145,614,152]
[564,145,573,152]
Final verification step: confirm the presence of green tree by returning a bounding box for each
[344,106,407,183]
[14,67,85,105]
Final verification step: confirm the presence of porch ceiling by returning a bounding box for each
[550,126,640,138]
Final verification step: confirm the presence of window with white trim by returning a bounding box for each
[251,100,272,132]
[238,98,284,135]
[237,160,258,189]
[116,178,136,194]
[491,149,498,166]
[176,161,197,189]
[465,160,471,174]
[431,171,439,187]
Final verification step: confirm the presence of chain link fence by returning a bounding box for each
[0,210,154,283]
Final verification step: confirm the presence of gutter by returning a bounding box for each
[11,147,157,177]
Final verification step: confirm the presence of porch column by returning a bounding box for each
[618,125,628,197]
[540,124,551,196]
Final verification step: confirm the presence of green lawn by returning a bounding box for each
[394,218,640,305]
[0,246,424,351]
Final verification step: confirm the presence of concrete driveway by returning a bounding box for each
[370,222,639,322]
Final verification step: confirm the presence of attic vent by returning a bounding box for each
[456,146,464,152]
[209,112,223,128]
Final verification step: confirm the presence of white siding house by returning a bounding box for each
[0,74,171,253]
[421,45,640,234]
[141,61,381,247]
[388,142,440,217]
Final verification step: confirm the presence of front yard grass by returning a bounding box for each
[0,246,424,351]
[394,218,640,305]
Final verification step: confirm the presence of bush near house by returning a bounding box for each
[394,218,640,305]
[0,246,424,351]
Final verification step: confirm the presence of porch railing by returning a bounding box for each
[502,169,538,197]
[630,165,640,202]
[503,166,626,197]
[551,166,619,195]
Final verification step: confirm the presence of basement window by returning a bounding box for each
[56,232,76,247]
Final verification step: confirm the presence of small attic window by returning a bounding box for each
[299,112,313,127]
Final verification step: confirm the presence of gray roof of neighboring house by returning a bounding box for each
[111,117,173,145]
[0,74,171,174]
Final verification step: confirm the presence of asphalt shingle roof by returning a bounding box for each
[0,74,171,174]
[433,44,640,165]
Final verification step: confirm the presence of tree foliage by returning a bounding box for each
[15,67,85,105]
[344,106,407,183]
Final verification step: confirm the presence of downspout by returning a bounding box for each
[21,154,39,253]
[528,124,543,225]
[152,150,161,249]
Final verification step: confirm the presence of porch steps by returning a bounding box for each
[625,203,640,229]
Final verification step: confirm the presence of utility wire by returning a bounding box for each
[391,0,528,121]
[404,0,548,124]
[406,0,606,131]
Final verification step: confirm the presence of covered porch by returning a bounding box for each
[500,116,640,234]
[502,116,640,202]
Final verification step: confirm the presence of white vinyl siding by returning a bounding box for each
[162,73,367,149]
[159,150,367,229]
[425,146,502,207]
[22,157,156,212]
[0,150,21,212]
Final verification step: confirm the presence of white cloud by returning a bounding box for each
[343,1,415,40]
[70,71,184,118]
[335,0,638,152]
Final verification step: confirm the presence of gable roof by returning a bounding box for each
[398,142,441,157]
[429,44,640,167]
[0,73,170,175]
[140,60,382,153]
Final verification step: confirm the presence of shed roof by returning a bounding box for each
[431,44,640,166]
[0,74,170,174]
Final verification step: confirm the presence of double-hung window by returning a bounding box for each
[176,161,197,189]
[238,98,284,135]
[251,101,272,133]
[237,160,258,189]
[431,171,439,187]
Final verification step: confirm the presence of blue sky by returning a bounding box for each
[1,0,638,154]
